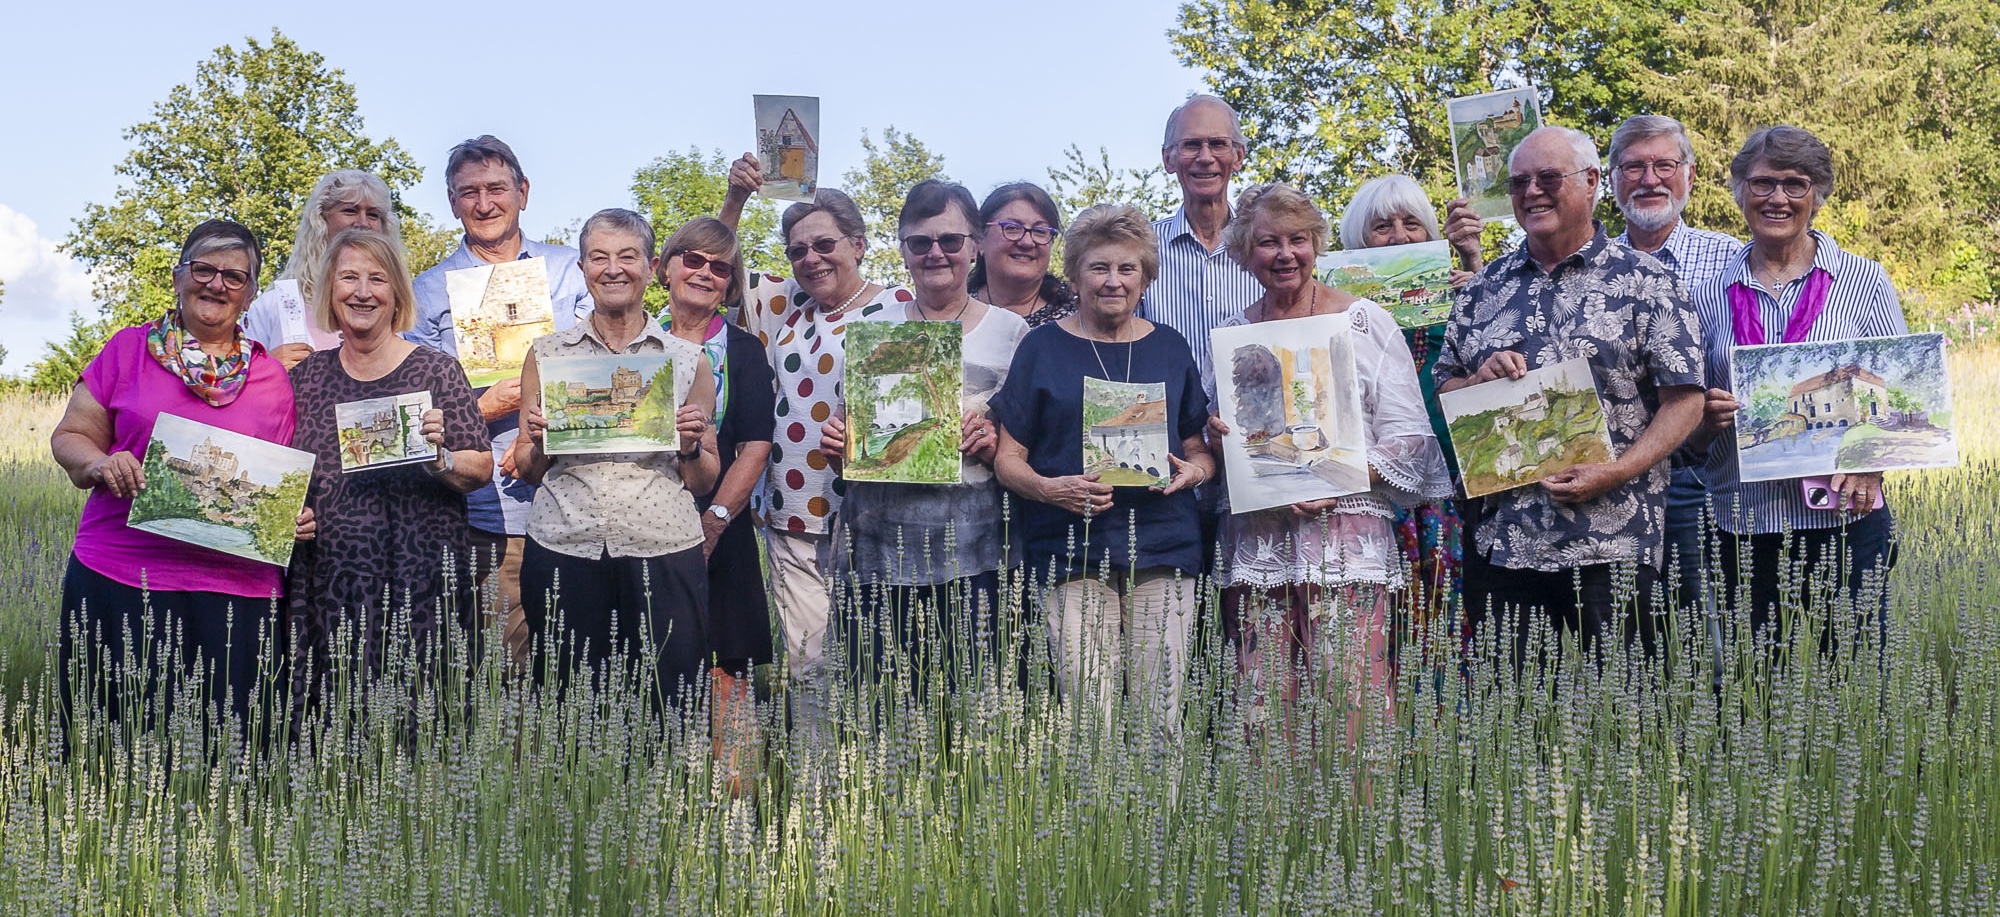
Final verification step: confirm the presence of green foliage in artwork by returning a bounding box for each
[127,438,202,524]
[250,468,310,565]
[843,321,962,483]
[631,363,680,444]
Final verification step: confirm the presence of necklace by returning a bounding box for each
[1261,283,1319,322]
[823,281,871,315]
[1082,317,1134,383]
[916,294,971,323]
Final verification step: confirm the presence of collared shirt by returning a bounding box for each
[406,237,595,536]
[1691,229,1907,535]
[1138,206,1265,394]
[1436,225,1706,572]
[524,319,707,559]
[1619,219,1741,467]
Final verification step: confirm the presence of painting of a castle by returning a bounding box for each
[540,353,683,455]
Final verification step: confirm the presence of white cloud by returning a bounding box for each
[0,204,96,375]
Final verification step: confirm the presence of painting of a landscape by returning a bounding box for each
[1083,378,1172,488]
[335,391,434,472]
[1211,314,1370,512]
[540,353,683,455]
[1447,86,1543,221]
[1731,333,1955,482]
[127,413,314,567]
[1440,357,1614,498]
[754,94,821,203]
[449,258,555,387]
[844,320,963,484]
[1317,240,1456,328]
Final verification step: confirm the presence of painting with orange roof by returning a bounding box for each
[1731,332,1956,482]
[1082,378,1172,488]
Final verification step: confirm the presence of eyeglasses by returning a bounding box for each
[987,221,1058,246]
[672,250,736,278]
[177,260,252,291]
[1746,176,1814,200]
[1615,158,1685,181]
[1506,167,1595,195]
[785,237,847,262]
[1174,137,1237,159]
[901,233,970,256]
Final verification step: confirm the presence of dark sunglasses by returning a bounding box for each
[672,250,736,278]
[1506,167,1594,196]
[902,233,970,256]
[785,237,847,262]
[178,260,253,291]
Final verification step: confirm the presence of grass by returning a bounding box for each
[0,347,1996,913]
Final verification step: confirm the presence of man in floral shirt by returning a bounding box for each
[1436,126,1706,659]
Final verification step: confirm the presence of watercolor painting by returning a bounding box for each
[1447,86,1544,221]
[1730,333,1956,482]
[448,257,555,387]
[540,353,685,455]
[1082,378,1172,489]
[1439,357,1615,498]
[844,320,964,484]
[1210,314,1370,512]
[1317,240,1457,328]
[334,391,435,472]
[127,413,314,568]
[754,95,821,203]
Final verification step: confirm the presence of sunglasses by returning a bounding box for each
[785,237,847,262]
[672,250,736,278]
[902,233,970,256]
[178,260,253,291]
[1506,167,1594,195]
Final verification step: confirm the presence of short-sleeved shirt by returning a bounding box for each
[242,279,340,351]
[737,272,913,535]
[525,321,707,559]
[1435,226,1706,572]
[73,324,298,598]
[1138,207,1266,395]
[405,238,595,537]
[1692,230,1907,535]
[990,321,1211,579]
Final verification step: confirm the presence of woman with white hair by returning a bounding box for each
[243,169,407,369]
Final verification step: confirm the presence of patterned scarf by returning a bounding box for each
[146,308,253,407]
[1728,267,1833,346]
[661,312,730,425]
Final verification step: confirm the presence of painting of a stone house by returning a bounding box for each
[1788,364,1888,430]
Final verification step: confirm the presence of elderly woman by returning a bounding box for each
[968,182,1077,327]
[1694,126,1904,653]
[285,229,490,698]
[1211,183,1452,725]
[1336,175,1483,627]
[243,170,406,370]
[517,208,720,704]
[817,180,1029,682]
[991,204,1215,725]
[52,220,311,724]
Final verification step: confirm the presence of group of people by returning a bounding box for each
[53,96,1903,742]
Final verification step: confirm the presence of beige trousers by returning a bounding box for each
[1044,567,1198,729]
[764,528,834,681]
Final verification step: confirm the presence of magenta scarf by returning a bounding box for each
[1728,267,1832,346]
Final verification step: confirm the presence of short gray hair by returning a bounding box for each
[1509,125,1601,175]
[1337,175,1441,251]
[1162,94,1248,150]
[579,208,656,259]
[1607,114,1696,171]
[780,188,868,244]
[1728,125,1836,206]
[1225,183,1329,265]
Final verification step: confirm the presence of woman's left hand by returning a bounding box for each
[1291,497,1340,516]
[420,408,446,447]
[677,404,710,455]
[295,506,317,541]
[960,410,998,464]
[1156,453,1210,496]
[1829,471,1885,513]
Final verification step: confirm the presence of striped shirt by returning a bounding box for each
[1692,229,1907,535]
[1138,207,1265,393]
[1617,220,1741,292]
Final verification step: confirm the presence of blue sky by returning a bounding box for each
[0,0,1206,374]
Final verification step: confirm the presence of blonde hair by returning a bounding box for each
[285,170,406,304]
[1061,204,1160,285]
[314,229,417,335]
[1225,183,1329,265]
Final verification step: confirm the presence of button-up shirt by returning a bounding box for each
[406,238,595,535]
[1619,219,1742,467]
[1436,225,1706,572]
[1691,229,1907,536]
[1138,206,1265,394]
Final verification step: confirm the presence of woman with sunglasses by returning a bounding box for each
[816,179,1028,690]
[968,182,1077,328]
[52,220,315,727]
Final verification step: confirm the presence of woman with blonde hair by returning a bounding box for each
[243,169,408,369]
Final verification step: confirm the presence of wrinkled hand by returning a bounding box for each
[523,404,548,446]
[1542,462,1628,504]
[479,378,523,421]
[1703,388,1740,433]
[1829,471,1884,514]
[1292,497,1341,516]
[499,437,530,478]
[701,511,727,562]
[677,404,710,455]
[1448,269,1479,290]
[960,410,998,464]
[295,506,317,541]
[819,415,847,468]
[90,451,145,498]
[726,153,764,199]
[1206,414,1232,440]
[1156,453,1209,496]
[271,343,314,371]
[1471,351,1528,384]
[421,407,447,447]
[1045,473,1114,517]
[1443,198,1485,266]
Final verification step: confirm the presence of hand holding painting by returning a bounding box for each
[1809,472,1885,512]
[822,413,847,472]
[1471,351,1529,384]
[959,409,999,464]
[676,403,711,458]
[295,506,317,541]
[1541,462,1628,504]
[1155,453,1211,496]
[1042,472,1114,518]
[1443,198,1485,270]
[89,451,147,498]
[1703,387,1739,432]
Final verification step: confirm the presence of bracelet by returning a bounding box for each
[679,438,703,460]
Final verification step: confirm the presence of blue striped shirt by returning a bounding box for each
[1616,220,1741,291]
[1138,207,1266,393]
[1692,229,1907,535]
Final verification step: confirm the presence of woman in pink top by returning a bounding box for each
[51,220,312,727]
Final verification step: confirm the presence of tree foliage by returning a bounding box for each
[631,148,783,311]
[1046,144,1180,219]
[842,128,950,286]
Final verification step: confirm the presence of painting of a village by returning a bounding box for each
[334,391,434,472]
[754,94,820,203]
[844,320,963,484]
[1730,333,1956,482]
[1082,378,1173,489]
[448,257,555,387]
[127,413,314,567]
[1447,86,1543,221]
[1317,240,1456,328]
[1210,314,1370,512]
[540,353,682,455]
[1439,357,1615,498]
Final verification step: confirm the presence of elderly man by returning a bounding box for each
[406,135,594,661]
[1437,126,1706,659]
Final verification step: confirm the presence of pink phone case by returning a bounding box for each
[1801,477,1884,511]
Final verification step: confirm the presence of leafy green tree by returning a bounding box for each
[26,313,113,393]
[631,148,783,311]
[842,128,950,286]
[1046,144,1180,219]
[251,468,311,564]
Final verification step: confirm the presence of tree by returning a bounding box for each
[631,148,784,311]
[26,313,112,393]
[841,128,950,285]
[1046,144,1180,219]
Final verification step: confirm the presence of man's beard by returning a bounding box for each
[1619,190,1686,234]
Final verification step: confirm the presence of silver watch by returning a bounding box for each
[707,504,731,523]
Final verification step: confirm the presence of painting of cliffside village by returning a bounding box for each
[1317,239,1456,328]
[844,320,964,484]
[1082,378,1173,489]
[1439,357,1615,498]
[539,353,683,455]
[334,391,434,472]
[448,257,555,386]
[1447,85,1543,221]
[1210,314,1370,512]
[1730,332,1956,482]
[754,94,820,202]
[127,413,314,567]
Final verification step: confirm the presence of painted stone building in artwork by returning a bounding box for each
[1788,364,1888,430]
[759,107,819,190]
[1089,397,1168,478]
[564,366,652,417]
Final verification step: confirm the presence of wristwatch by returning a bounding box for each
[707,504,731,523]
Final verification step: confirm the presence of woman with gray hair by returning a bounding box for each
[243,170,407,370]
[1693,125,1905,655]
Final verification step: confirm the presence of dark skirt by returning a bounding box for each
[706,515,774,672]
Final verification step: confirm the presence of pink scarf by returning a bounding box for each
[1728,267,1832,346]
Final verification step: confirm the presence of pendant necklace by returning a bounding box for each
[1086,320,1133,383]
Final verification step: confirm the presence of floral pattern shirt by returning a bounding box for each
[1434,226,1705,572]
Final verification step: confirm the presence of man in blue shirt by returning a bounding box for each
[406,135,594,660]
